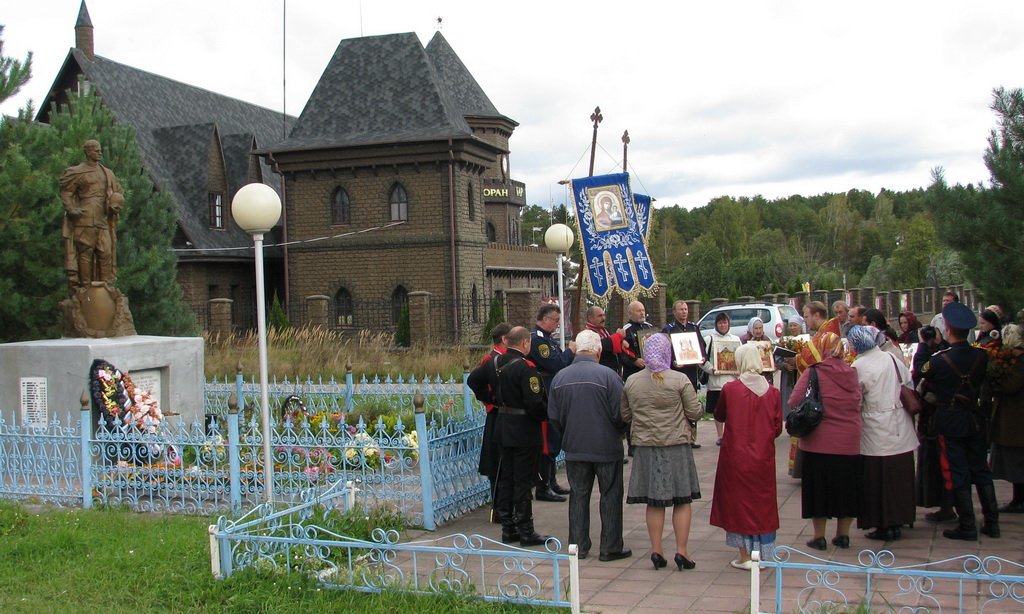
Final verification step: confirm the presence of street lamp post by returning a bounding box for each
[544,223,574,348]
[232,183,283,505]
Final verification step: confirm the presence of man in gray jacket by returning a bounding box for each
[548,330,631,562]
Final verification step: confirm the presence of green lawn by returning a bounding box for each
[0,500,552,614]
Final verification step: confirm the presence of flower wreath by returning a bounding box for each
[89,358,163,432]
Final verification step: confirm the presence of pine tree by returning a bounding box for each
[0,26,32,103]
[0,88,196,340]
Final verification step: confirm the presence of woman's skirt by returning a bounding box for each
[626,444,701,507]
[992,444,1024,483]
[801,451,861,519]
[858,451,916,529]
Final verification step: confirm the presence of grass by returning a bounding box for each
[204,327,479,381]
[0,500,553,614]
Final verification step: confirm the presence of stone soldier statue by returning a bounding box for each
[59,139,124,289]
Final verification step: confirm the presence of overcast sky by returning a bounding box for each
[3,1,1023,210]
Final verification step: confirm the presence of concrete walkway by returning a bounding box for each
[437,421,1021,613]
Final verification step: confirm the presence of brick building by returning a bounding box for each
[38,2,557,340]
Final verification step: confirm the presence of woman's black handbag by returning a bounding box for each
[785,366,824,437]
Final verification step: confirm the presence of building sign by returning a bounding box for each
[481,179,526,205]
[20,377,47,428]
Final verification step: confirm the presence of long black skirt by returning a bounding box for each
[858,451,916,530]
[801,451,861,519]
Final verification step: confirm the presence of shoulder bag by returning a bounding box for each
[785,366,824,437]
[890,355,922,416]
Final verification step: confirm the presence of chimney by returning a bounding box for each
[75,1,94,60]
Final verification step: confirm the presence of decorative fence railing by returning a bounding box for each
[0,370,489,528]
[210,479,579,611]
[750,546,1024,613]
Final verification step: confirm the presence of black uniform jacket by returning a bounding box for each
[494,348,547,448]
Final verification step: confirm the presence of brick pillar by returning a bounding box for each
[209,298,233,336]
[911,288,924,315]
[829,289,844,307]
[506,288,542,329]
[859,287,876,311]
[408,291,431,348]
[875,291,889,315]
[794,292,809,313]
[776,293,791,307]
[649,284,669,328]
[761,293,775,304]
[608,294,627,328]
[568,286,584,336]
[849,288,861,308]
[686,299,702,323]
[710,297,729,310]
[304,295,330,328]
[812,290,829,306]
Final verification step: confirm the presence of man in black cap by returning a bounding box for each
[918,301,999,540]
[529,304,575,502]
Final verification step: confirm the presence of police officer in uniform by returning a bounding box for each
[494,326,553,546]
[918,302,999,540]
[529,304,576,501]
[467,322,511,522]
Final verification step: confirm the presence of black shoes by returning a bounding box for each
[806,537,827,551]
[598,549,632,562]
[925,508,958,522]
[831,535,850,549]
[943,525,978,541]
[674,553,696,570]
[691,442,702,449]
[535,488,567,502]
[550,481,571,496]
[519,531,550,547]
[651,552,667,569]
[501,529,520,544]
[865,527,901,541]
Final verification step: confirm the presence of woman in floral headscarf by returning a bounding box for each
[789,332,862,551]
[710,344,783,571]
[849,325,918,542]
[622,333,704,571]
[991,324,1024,513]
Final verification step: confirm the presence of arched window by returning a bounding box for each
[467,184,475,221]
[486,222,497,243]
[330,187,351,225]
[389,183,408,222]
[391,285,408,325]
[334,287,353,327]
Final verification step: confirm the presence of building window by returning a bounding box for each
[330,187,351,225]
[209,192,224,229]
[486,222,497,243]
[468,184,475,221]
[389,183,408,222]
[335,287,353,327]
[391,285,408,325]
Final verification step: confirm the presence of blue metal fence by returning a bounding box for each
[750,546,1024,613]
[0,370,490,529]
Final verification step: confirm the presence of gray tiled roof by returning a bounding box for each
[278,33,476,151]
[424,32,503,119]
[49,49,293,256]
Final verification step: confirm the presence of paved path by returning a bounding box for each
[436,421,1021,613]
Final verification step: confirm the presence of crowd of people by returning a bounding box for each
[468,294,1023,571]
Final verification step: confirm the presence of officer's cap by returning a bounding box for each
[942,301,977,329]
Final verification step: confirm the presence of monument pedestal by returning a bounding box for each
[60,283,137,338]
[0,336,204,428]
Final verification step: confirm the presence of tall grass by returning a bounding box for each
[205,327,480,380]
[0,500,551,614]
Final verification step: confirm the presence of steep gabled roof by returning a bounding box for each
[39,49,294,254]
[280,33,473,151]
[424,32,503,120]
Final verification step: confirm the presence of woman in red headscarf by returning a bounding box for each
[789,332,863,550]
[897,311,923,344]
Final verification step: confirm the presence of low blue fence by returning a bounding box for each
[210,479,580,611]
[0,370,489,528]
[750,546,1024,613]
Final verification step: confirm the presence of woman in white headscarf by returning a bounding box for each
[849,324,918,542]
[710,344,783,570]
[623,333,704,571]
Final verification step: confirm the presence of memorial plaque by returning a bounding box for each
[20,377,48,428]
[131,369,162,405]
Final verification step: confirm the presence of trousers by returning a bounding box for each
[565,459,624,556]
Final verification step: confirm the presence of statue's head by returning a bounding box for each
[83,140,102,161]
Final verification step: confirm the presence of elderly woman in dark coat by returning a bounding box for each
[789,332,863,550]
[992,324,1024,513]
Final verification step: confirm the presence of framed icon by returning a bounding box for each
[749,340,775,372]
[636,328,660,357]
[711,339,741,374]
[670,332,704,367]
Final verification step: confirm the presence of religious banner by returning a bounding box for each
[633,192,653,242]
[570,172,658,300]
